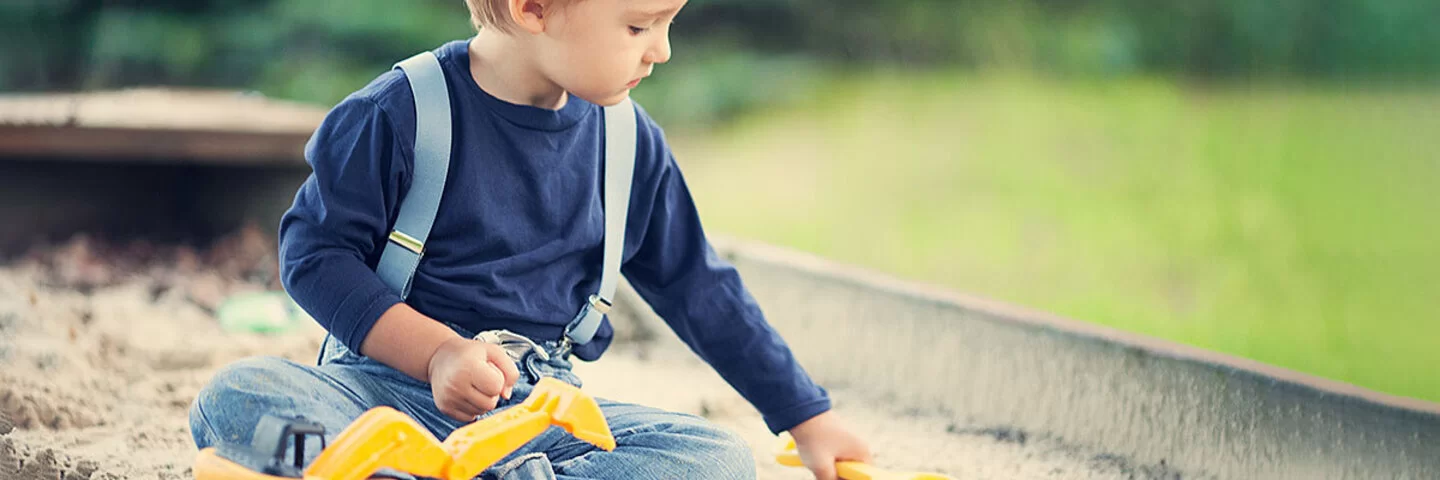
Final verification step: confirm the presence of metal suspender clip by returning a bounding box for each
[587,294,613,315]
[388,230,424,255]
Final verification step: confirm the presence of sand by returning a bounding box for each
[0,231,1190,479]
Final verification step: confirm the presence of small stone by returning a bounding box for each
[0,437,18,475]
[0,312,18,333]
[14,404,35,430]
[63,459,98,480]
[698,400,713,418]
[19,448,61,480]
[0,408,13,434]
[185,274,226,314]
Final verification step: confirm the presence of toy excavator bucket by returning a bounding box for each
[442,377,615,479]
[194,377,615,480]
[774,433,955,480]
[523,376,616,451]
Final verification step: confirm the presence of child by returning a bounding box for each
[188,0,869,478]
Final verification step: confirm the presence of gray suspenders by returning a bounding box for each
[376,52,452,298]
[379,51,635,347]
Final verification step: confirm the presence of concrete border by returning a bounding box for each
[706,237,1440,479]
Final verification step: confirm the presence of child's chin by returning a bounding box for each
[580,90,632,107]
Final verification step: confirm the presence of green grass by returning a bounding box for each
[670,72,1440,403]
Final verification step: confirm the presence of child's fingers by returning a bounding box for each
[436,386,484,421]
[807,456,838,480]
[840,442,873,464]
[469,361,507,397]
[442,402,480,422]
[798,444,839,480]
[469,388,501,413]
[457,377,501,413]
[485,346,521,393]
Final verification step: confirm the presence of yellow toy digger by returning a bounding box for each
[775,434,955,480]
[192,378,615,480]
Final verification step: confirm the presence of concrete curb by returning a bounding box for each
[698,237,1439,479]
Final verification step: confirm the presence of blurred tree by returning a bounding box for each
[1,0,1435,113]
[0,0,471,103]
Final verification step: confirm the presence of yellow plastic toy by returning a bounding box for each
[775,433,955,480]
[194,377,614,480]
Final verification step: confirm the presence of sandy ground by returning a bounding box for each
[0,232,1191,479]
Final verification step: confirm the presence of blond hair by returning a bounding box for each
[466,0,515,33]
[465,0,577,34]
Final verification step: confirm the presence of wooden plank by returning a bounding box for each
[0,89,326,134]
[0,125,312,165]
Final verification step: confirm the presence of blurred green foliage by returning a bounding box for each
[0,0,471,103]
[736,0,1440,78]
[2,0,1436,126]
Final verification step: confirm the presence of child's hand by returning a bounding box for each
[788,411,872,480]
[425,337,520,422]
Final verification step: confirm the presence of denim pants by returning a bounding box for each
[188,325,756,479]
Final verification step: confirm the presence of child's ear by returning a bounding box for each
[507,0,548,34]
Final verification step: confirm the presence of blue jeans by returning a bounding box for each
[188,326,756,480]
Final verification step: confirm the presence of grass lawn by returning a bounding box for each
[668,73,1440,403]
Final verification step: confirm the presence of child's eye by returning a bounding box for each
[629,26,648,35]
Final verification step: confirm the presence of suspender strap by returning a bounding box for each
[564,98,637,346]
[376,51,452,298]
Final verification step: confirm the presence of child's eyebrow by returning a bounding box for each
[631,4,683,20]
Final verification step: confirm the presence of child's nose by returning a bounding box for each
[646,34,672,65]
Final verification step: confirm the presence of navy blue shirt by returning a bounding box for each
[279,39,829,433]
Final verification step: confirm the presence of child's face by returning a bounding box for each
[536,0,685,106]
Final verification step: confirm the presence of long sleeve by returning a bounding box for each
[279,96,410,353]
[622,151,832,435]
